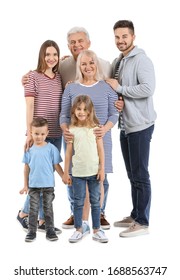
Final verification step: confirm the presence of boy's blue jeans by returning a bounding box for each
[72,175,101,229]
[120,125,154,226]
[28,187,55,232]
[21,136,62,220]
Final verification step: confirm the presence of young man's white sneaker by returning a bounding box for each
[119,222,149,237]
[92,229,108,243]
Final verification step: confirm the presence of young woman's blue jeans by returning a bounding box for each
[120,125,154,226]
[21,136,62,220]
[72,175,101,229]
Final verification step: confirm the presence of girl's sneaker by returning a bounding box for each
[92,229,108,243]
[69,231,83,243]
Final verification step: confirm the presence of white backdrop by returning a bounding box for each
[0,0,179,279]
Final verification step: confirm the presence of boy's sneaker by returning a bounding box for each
[38,222,62,234]
[17,210,28,231]
[92,229,108,243]
[82,222,90,237]
[119,222,149,237]
[25,231,36,242]
[69,231,83,243]
[62,215,74,229]
[46,228,58,241]
[100,214,110,230]
[114,216,134,227]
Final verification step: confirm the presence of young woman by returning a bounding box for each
[17,40,63,233]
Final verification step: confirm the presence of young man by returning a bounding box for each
[106,20,157,237]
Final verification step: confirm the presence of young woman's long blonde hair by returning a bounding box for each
[70,95,99,128]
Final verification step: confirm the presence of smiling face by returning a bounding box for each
[45,46,59,70]
[68,32,91,60]
[114,27,135,56]
[79,54,97,80]
[31,125,49,146]
[74,102,89,124]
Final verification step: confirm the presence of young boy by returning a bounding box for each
[19,117,64,242]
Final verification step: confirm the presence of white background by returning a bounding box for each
[0,0,179,279]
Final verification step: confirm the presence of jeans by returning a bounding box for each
[28,187,55,232]
[120,125,154,226]
[72,175,101,229]
[21,136,62,219]
[67,174,109,215]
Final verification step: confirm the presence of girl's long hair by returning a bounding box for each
[36,40,60,73]
[70,95,99,127]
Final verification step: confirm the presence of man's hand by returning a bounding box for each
[21,71,31,86]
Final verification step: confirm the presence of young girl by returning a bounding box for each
[62,95,108,243]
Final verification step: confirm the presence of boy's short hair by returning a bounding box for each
[31,117,48,127]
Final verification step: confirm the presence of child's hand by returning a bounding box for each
[62,174,72,186]
[97,169,105,182]
[19,187,28,194]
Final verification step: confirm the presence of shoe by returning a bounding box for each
[46,228,58,241]
[62,215,74,229]
[119,222,149,237]
[25,231,36,242]
[100,214,110,230]
[92,229,108,243]
[17,210,28,231]
[38,222,62,234]
[82,222,90,237]
[114,216,134,227]
[69,231,83,243]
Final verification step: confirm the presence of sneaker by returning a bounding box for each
[17,210,28,231]
[100,214,110,230]
[114,216,134,227]
[38,222,62,234]
[62,215,74,229]
[69,231,83,243]
[25,231,36,242]
[82,222,90,237]
[46,228,58,241]
[119,222,149,237]
[92,229,108,243]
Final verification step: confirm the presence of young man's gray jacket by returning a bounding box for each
[112,46,157,134]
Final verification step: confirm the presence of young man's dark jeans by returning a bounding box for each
[28,187,55,232]
[120,125,154,226]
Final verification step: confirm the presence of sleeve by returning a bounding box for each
[59,85,71,125]
[22,151,30,164]
[122,55,156,99]
[24,71,36,97]
[52,145,62,164]
[107,85,119,125]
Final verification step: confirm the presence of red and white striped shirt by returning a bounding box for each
[24,71,62,137]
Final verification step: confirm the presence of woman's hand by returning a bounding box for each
[24,135,34,152]
[63,128,74,143]
[94,125,106,138]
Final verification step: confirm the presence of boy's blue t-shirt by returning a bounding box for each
[23,142,62,188]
